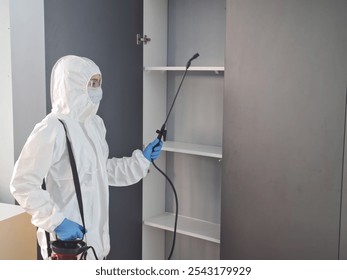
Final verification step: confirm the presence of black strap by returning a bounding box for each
[41,119,86,258]
[57,119,86,234]
[41,179,53,258]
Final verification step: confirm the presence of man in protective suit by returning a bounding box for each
[10,55,162,259]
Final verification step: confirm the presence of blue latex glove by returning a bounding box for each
[143,138,163,161]
[54,218,85,240]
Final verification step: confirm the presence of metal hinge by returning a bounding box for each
[137,34,151,45]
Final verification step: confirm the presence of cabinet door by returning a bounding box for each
[44,0,143,259]
[222,0,347,259]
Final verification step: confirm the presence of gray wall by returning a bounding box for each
[221,0,347,259]
[44,0,143,259]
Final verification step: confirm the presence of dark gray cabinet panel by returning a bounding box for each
[221,0,347,259]
[44,0,143,259]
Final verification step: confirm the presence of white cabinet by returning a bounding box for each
[142,0,225,260]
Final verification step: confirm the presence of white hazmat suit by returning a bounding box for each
[10,55,150,259]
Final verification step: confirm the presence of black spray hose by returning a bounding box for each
[80,245,99,260]
[151,159,179,260]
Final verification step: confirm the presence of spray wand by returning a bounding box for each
[154,53,200,142]
[151,53,199,260]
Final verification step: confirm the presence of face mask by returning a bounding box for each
[88,87,103,104]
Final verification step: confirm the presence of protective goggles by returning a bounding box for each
[88,76,102,88]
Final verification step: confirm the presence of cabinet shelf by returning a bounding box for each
[162,141,222,158]
[144,66,224,73]
[144,212,220,244]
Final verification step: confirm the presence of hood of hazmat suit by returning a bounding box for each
[10,55,150,259]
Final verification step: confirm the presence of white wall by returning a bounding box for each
[10,0,46,159]
[0,0,46,204]
[0,0,15,203]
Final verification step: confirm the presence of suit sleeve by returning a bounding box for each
[107,150,150,187]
